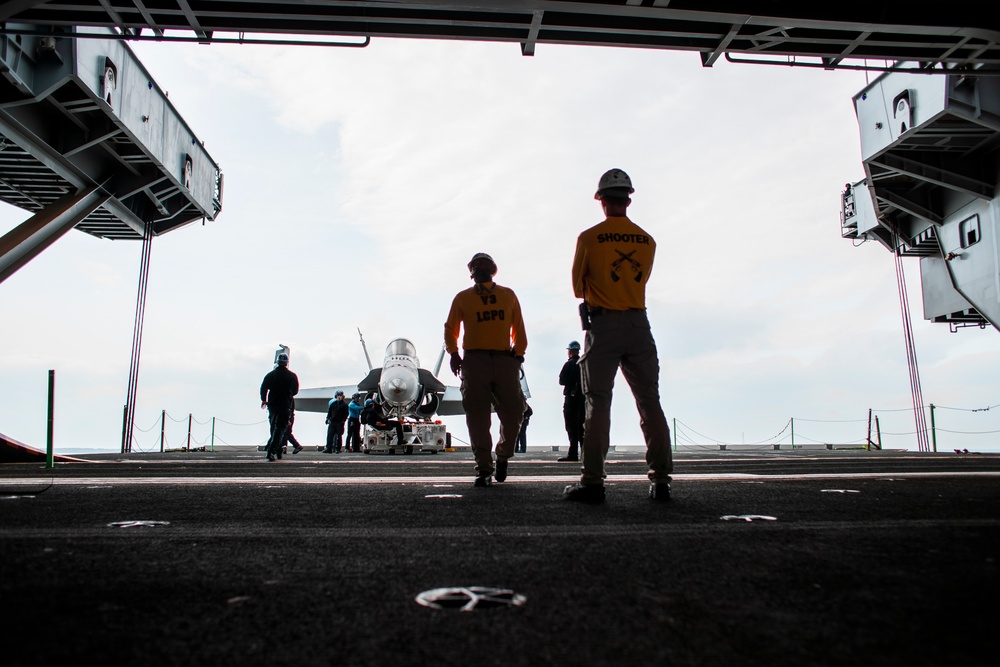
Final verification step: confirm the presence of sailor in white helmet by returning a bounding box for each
[564,169,673,503]
[444,252,528,487]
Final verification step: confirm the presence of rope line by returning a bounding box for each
[793,433,868,445]
[130,397,999,451]
[676,420,791,445]
[133,417,161,433]
[935,427,1000,435]
[214,418,269,426]
[935,403,1000,412]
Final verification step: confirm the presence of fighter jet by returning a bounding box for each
[292,334,462,420]
[291,332,529,421]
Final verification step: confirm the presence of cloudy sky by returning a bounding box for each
[2,35,999,454]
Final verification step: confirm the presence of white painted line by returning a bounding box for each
[1,471,999,486]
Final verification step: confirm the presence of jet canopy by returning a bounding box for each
[385,338,417,360]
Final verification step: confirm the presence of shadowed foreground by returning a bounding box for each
[1,448,998,666]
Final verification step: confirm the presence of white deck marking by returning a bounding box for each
[1,471,999,486]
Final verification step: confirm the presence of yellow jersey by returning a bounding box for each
[572,216,655,310]
[444,282,527,356]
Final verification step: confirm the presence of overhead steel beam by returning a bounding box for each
[871,153,995,200]
[0,1,47,23]
[95,0,127,33]
[701,22,740,67]
[3,2,999,72]
[874,189,944,226]
[520,10,543,56]
[176,0,212,41]
[63,128,124,158]
[0,114,148,236]
[130,0,164,37]
[0,184,111,284]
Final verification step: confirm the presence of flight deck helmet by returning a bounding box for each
[595,168,634,200]
[277,353,289,366]
[567,341,581,352]
[335,390,345,398]
[468,252,497,278]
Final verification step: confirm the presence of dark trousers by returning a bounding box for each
[326,422,345,452]
[460,352,524,475]
[345,417,361,452]
[281,428,300,450]
[579,308,672,485]
[266,406,291,456]
[281,413,300,450]
[563,395,585,458]
[516,422,528,453]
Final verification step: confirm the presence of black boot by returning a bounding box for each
[558,444,579,462]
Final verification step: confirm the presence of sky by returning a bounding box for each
[2,35,1000,455]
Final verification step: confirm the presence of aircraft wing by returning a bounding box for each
[294,385,358,413]
[357,368,382,394]
[436,385,465,416]
[417,368,446,394]
[421,367,526,417]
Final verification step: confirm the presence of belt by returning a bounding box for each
[465,348,516,356]
[589,307,645,317]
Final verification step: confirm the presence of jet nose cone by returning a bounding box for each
[388,378,407,397]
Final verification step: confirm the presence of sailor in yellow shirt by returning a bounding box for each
[564,169,673,503]
[444,252,528,487]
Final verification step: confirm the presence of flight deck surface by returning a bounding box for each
[1,448,998,666]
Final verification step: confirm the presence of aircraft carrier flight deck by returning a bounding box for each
[1,447,998,666]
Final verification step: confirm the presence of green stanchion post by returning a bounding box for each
[211,417,216,452]
[160,409,165,453]
[46,370,54,469]
[673,417,677,451]
[929,403,937,453]
[790,417,795,450]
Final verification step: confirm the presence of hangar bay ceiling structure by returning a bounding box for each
[3,2,996,286]
[4,2,998,327]
[2,3,1000,326]
[2,1,1000,71]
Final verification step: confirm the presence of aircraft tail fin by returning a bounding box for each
[359,328,373,371]
[433,344,446,377]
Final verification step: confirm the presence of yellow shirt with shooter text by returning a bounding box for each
[572,216,655,310]
[444,282,527,356]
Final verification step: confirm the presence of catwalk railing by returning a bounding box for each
[128,410,269,453]
[672,403,1000,452]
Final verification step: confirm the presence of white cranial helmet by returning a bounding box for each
[595,168,634,200]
